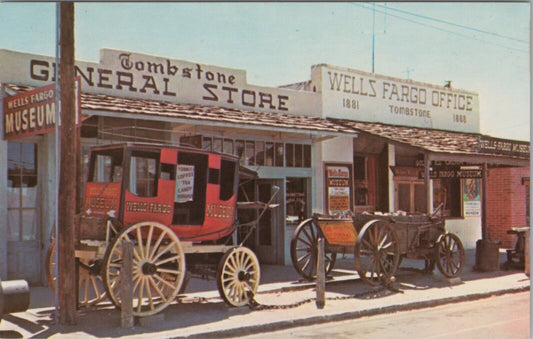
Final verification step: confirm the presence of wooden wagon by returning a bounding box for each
[290,205,465,286]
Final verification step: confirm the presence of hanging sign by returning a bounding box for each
[478,135,530,157]
[325,163,353,215]
[3,77,81,140]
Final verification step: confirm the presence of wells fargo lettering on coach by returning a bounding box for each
[206,204,234,219]
[125,201,172,214]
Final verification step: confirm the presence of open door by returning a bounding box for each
[255,180,283,265]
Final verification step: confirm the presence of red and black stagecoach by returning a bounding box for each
[47,142,277,317]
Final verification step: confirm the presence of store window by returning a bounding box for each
[7,142,38,242]
[8,143,38,188]
[201,136,311,169]
[286,178,307,225]
[394,179,427,214]
[433,179,462,217]
[354,154,378,212]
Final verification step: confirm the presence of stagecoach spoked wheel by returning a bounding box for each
[354,219,400,286]
[102,221,186,317]
[436,233,465,278]
[45,238,107,307]
[290,219,337,281]
[216,246,260,307]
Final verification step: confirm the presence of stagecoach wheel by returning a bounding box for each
[217,247,260,307]
[354,219,400,286]
[102,221,186,317]
[436,233,465,278]
[45,238,107,307]
[290,219,337,281]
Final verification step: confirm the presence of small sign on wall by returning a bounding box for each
[325,163,353,216]
[463,178,481,217]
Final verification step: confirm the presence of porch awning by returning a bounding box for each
[332,118,529,167]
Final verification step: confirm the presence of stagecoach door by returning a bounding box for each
[6,142,41,283]
[255,180,283,265]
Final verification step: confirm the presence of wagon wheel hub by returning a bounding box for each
[142,262,158,275]
[238,270,250,282]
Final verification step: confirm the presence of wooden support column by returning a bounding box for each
[481,162,488,240]
[58,2,77,325]
[424,152,432,213]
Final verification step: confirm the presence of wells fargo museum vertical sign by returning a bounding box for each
[325,163,353,215]
[3,78,81,140]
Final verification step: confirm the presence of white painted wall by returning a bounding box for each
[445,217,482,250]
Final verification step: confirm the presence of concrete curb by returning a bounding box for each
[182,285,530,339]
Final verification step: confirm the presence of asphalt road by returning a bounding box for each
[238,291,530,339]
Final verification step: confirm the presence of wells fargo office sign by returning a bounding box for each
[3,78,81,140]
[312,65,480,134]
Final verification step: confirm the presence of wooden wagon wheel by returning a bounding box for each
[216,246,260,307]
[354,219,400,286]
[436,233,465,278]
[102,221,186,317]
[45,238,107,307]
[290,219,337,281]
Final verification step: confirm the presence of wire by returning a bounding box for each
[352,2,528,54]
[372,2,528,44]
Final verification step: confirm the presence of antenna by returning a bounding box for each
[402,67,415,79]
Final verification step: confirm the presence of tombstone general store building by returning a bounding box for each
[0,49,529,285]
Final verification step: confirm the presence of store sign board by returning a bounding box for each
[478,135,530,157]
[312,65,480,133]
[0,49,320,117]
[3,78,81,140]
[325,163,353,215]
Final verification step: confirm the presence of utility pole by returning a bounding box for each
[58,1,77,325]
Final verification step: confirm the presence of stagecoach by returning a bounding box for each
[46,142,278,317]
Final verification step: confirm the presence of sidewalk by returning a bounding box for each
[0,249,529,338]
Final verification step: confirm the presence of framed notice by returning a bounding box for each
[463,178,481,217]
[325,163,353,216]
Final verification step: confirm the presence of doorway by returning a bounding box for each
[7,142,41,283]
[236,179,282,265]
[256,180,282,264]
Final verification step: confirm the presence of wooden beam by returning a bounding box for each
[172,123,196,132]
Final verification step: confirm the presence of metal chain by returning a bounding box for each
[247,284,401,311]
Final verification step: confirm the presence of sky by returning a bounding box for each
[0,2,530,141]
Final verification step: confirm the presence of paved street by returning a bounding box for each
[240,291,530,339]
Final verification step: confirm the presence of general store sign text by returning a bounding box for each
[0,49,318,116]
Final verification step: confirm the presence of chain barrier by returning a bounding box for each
[247,283,403,311]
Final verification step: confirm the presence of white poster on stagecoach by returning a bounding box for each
[175,165,195,203]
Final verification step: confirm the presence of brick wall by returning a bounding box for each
[486,167,529,248]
